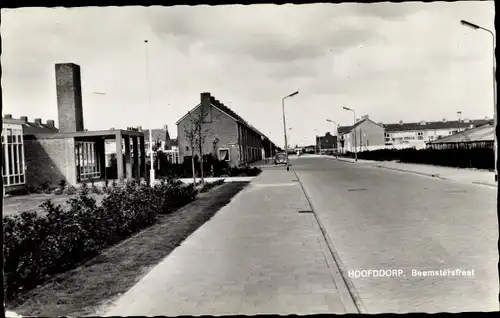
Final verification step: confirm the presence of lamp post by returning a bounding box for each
[145,39,155,186]
[326,119,338,156]
[314,129,322,155]
[461,19,497,182]
[342,106,357,161]
[282,91,299,171]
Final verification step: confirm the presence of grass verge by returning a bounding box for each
[6,181,249,317]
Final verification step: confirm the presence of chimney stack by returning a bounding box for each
[34,118,42,125]
[399,120,403,125]
[20,116,28,123]
[200,92,212,121]
[201,92,211,104]
[163,124,168,131]
[46,120,55,127]
[3,114,12,119]
[55,63,84,133]
[137,126,142,131]
[442,118,446,122]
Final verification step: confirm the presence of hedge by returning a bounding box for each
[3,180,197,300]
[340,147,494,170]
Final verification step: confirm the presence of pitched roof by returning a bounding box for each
[337,118,383,134]
[384,119,491,132]
[427,122,494,144]
[176,94,274,145]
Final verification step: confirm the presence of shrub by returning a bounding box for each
[3,181,198,300]
[63,185,77,195]
[228,166,262,177]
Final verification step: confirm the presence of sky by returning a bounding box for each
[1,2,495,147]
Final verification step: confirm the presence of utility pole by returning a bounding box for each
[145,39,155,186]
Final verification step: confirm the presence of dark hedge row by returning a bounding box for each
[340,147,494,170]
[3,181,197,300]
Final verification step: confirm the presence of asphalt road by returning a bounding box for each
[292,155,498,313]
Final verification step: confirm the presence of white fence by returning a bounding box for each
[355,142,427,152]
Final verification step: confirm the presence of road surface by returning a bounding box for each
[293,155,498,313]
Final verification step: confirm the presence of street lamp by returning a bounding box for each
[282,90,299,171]
[145,39,154,186]
[461,19,497,182]
[314,129,322,155]
[342,106,357,161]
[326,119,338,158]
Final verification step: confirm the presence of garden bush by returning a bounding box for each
[3,181,198,300]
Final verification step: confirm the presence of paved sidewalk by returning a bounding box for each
[102,170,354,316]
[326,156,496,187]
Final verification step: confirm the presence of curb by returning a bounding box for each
[323,156,496,188]
[293,171,366,314]
[373,165,444,179]
[471,181,497,188]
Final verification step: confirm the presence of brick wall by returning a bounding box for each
[177,105,240,166]
[55,63,84,133]
[24,137,77,188]
[238,124,263,164]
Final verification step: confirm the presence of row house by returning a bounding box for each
[383,118,492,145]
[176,92,277,167]
[337,115,386,152]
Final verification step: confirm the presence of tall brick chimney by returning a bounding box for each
[55,63,84,133]
[46,120,55,127]
[34,118,42,125]
[20,116,28,123]
[200,92,212,121]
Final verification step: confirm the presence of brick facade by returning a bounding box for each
[178,104,241,166]
[177,92,265,166]
[55,63,84,133]
[24,137,77,188]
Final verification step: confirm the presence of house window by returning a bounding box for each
[75,141,101,182]
[2,126,25,187]
[218,148,230,161]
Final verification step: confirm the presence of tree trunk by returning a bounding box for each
[198,146,205,186]
[191,151,196,185]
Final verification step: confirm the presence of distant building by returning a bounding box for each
[383,118,491,145]
[426,121,494,150]
[316,132,337,153]
[176,92,276,166]
[337,115,385,153]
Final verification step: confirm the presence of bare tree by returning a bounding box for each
[184,107,211,186]
[193,106,210,186]
[183,113,198,185]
